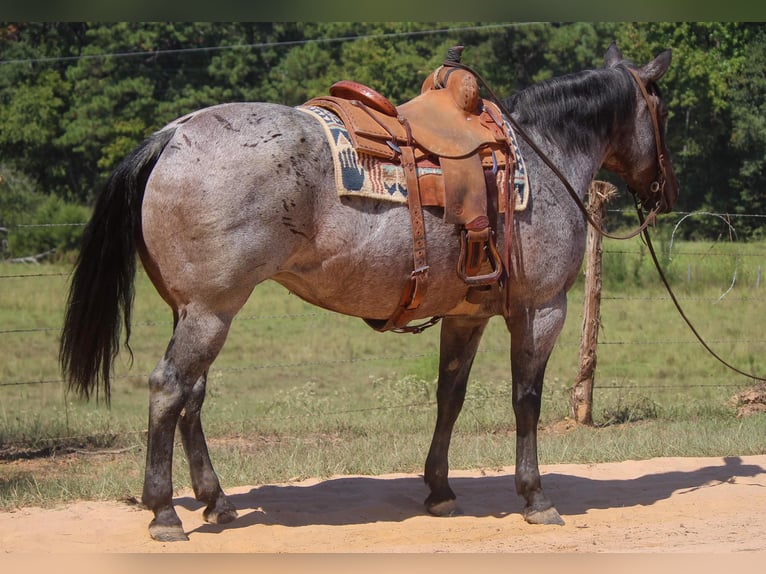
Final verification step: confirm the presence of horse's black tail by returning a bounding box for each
[60,127,177,404]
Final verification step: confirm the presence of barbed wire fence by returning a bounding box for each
[2,26,764,456]
[1,211,765,451]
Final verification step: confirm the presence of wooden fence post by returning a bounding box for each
[569,180,617,425]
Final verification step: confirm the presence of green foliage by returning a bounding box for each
[0,164,38,214]
[600,395,659,426]
[1,22,766,237]
[10,196,89,257]
[1,165,44,260]
[0,164,89,259]
[728,28,766,238]
[2,248,766,508]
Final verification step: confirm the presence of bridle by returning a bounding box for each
[621,67,763,382]
[623,65,672,215]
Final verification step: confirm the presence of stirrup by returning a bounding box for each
[456,226,504,286]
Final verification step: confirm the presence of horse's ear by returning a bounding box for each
[638,49,672,83]
[604,43,623,68]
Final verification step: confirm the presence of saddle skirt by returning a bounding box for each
[297,103,530,215]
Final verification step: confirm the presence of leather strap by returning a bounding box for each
[364,123,434,333]
[400,142,429,310]
[503,158,516,318]
[624,66,669,207]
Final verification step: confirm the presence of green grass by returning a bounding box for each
[1,235,766,509]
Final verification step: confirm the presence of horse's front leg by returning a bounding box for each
[424,315,489,516]
[178,372,238,525]
[507,295,566,525]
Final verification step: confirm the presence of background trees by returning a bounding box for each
[1,21,764,256]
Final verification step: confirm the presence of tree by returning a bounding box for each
[613,23,753,221]
[1,21,765,241]
[729,27,766,238]
[0,23,86,200]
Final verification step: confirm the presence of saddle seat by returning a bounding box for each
[311,76,507,161]
[302,52,517,332]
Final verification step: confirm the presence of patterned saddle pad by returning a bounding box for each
[298,105,529,212]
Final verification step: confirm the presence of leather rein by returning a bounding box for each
[446,60,766,383]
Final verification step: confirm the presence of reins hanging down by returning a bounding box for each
[637,206,766,383]
[448,56,766,384]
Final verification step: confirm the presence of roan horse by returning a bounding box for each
[60,43,678,541]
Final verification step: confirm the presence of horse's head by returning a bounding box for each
[602,43,679,214]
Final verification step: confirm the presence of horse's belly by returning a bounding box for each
[273,238,472,321]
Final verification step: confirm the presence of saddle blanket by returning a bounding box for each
[298,105,529,212]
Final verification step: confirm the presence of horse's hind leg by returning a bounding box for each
[424,316,489,516]
[141,306,234,541]
[177,371,237,525]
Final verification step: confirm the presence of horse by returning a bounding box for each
[59,43,678,541]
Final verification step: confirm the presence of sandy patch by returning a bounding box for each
[1,455,765,554]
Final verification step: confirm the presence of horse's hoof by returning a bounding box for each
[523,506,565,526]
[148,521,189,542]
[203,499,239,525]
[425,498,460,517]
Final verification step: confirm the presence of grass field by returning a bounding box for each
[1,234,766,509]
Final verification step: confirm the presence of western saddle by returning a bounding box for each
[303,46,517,332]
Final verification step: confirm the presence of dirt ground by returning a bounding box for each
[1,454,766,554]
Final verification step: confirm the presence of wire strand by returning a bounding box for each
[0,23,524,67]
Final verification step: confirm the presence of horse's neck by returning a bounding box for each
[520,122,607,201]
[511,72,624,198]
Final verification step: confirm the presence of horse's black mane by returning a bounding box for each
[505,66,636,154]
